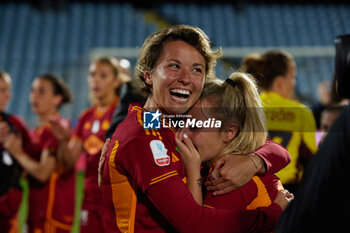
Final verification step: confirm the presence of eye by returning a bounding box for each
[192,67,203,73]
[100,73,108,79]
[169,63,180,69]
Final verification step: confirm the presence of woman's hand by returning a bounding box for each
[273,189,294,210]
[175,132,201,169]
[0,122,11,143]
[49,117,70,142]
[4,133,24,158]
[205,153,264,196]
[98,138,110,189]
[175,131,203,205]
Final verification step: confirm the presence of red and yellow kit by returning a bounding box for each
[28,116,75,233]
[102,103,290,233]
[0,114,35,233]
[203,171,283,216]
[73,98,118,231]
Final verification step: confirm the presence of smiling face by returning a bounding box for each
[144,40,206,114]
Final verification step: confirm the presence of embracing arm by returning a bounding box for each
[147,176,283,233]
[255,139,291,175]
[205,139,291,195]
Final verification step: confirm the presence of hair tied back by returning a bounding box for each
[225,78,236,88]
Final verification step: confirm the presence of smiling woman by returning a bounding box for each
[143,40,206,114]
[100,25,290,233]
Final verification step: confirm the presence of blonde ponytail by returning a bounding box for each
[201,72,266,156]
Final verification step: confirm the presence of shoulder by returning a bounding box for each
[79,107,94,120]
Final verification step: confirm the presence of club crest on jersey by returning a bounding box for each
[150,140,170,166]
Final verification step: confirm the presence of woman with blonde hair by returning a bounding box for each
[51,56,127,232]
[100,25,291,232]
[176,72,292,232]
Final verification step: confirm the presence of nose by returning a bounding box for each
[178,69,191,85]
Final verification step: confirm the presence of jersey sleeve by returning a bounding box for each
[147,175,283,233]
[73,111,88,140]
[8,115,36,156]
[255,139,291,175]
[114,134,282,232]
[115,135,180,192]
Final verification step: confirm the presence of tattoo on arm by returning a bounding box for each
[196,178,202,187]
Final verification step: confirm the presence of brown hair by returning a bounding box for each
[200,72,266,155]
[241,50,294,91]
[135,25,222,96]
[37,74,73,109]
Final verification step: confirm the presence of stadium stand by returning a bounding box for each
[0,2,349,125]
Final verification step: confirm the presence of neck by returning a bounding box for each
[143,97,158,111]
[38,110,57,127]
[95,93,117,109]
[269,86,288,99]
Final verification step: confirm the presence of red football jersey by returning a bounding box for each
[102,103,285,233]
[73,98,119,209]
[203,172,283,214]
[27,116,75,232]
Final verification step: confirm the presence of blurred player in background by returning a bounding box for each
[52,57,127,233]
[241,50,318,193]
[3,74,74,233]
[0,70,34,233]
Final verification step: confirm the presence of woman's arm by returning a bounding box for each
[116,135,285,233]
[175,133,203,205]
[50,118,82,170]
[205,139,291,195]
[56,138,82,170]
[4,133,56,183]
[147,175,284,233]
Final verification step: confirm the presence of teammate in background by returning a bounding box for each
[2,74,74,233]
[100,25,291,233]
[105,59,145,139]
[51,57,126,233]
[0,70,34,233]
[176,73,293,231]
[241,50,318,193]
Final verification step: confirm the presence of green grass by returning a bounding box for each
[17,172,85,233]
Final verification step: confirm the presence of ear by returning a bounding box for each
[274,76,285,90]
[221,123,238,143]
[54,95,63,108]
[114,77,122,88]
[144,70,153,85]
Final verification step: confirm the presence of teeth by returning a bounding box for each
[170,89,190,95]
[171,95,188,102]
